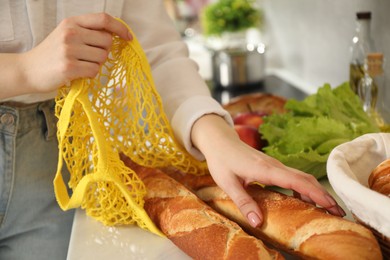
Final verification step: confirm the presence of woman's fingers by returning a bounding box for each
[80,29,113,51]
[215,175,263,228]
[72,13,132,41]
[59,13,130,64]
[218,145,345,218]
[293,191,315,205]
[74,44,109,65]
[258,161,346,217]
[24,12,133,92]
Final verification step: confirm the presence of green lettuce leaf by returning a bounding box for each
[260,82,380,179]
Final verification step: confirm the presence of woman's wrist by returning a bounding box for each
[0,52,34,99]
[191,113,240,157]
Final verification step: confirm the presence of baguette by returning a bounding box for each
[165,167,383,260]
[369,158,390,196]
[222,93,287,118]
[123,159,283,260]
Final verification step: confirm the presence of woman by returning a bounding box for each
[0,1,344,259]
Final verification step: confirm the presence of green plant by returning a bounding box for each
[201,0,262,36]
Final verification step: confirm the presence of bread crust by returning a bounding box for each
[124,161,283,260]
[222,93,287,118]
[164,168,383,260]
[369,158,390,196]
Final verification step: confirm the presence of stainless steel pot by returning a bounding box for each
[211,43,266,89]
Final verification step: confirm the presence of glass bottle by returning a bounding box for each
[357,53,390,132]
[349,11,376,94]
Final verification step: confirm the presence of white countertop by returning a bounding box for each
[66,208,191,260]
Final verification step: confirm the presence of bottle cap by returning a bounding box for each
[356,11,371,20]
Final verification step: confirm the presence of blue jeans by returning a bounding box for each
[0,100,74,260]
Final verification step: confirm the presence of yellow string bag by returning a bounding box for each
[53,19,208,236]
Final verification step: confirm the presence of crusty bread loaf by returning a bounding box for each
[222,93,287,118]
[369,158,390,196]
[164,167,383,260]
[122,159,283,260]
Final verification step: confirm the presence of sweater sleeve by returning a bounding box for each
[120,0,233,160]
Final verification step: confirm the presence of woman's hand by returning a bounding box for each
[191,114,346,228]
[0,13,132,99]
[24,13,132,92]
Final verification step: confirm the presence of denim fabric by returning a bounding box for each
[0,100,74,260]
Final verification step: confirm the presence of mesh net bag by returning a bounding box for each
[53,19,208,236]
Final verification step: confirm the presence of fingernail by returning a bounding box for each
[127,31,133,41]
[324,194,337,207]
[326,206,339,216]
[247,212,261,228]
[338,206,346,217]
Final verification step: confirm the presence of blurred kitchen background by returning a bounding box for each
[164,0,390,100]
